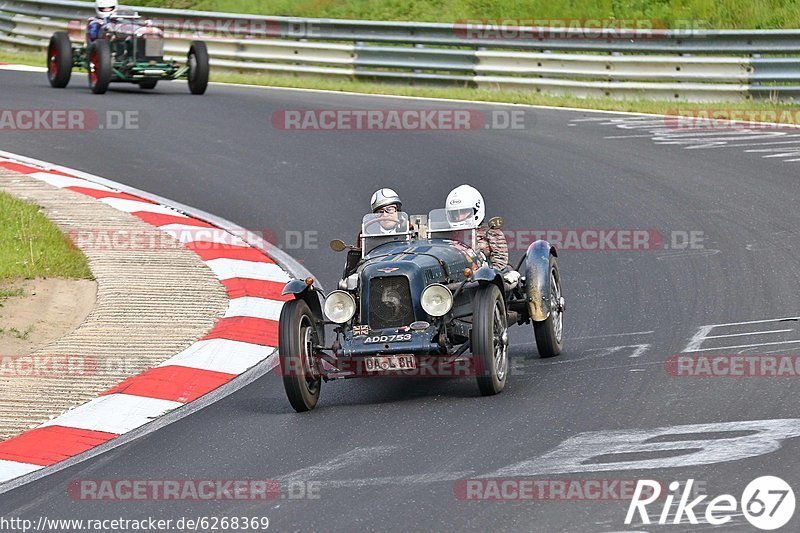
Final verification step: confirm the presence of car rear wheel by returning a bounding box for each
[533,254,564,358]
[87,40,111,94]
[473,283,508,396]
[279,299,322,412]
[139,79,158,90]
[47,31,72,88]
[187,41,209,95]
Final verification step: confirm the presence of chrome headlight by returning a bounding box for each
[323,290,357,324]
[420,284,453,317]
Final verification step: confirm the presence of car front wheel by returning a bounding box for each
[279,299,322,412]
[87,40,112,94]
[473,283,509,396]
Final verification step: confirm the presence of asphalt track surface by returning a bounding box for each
[2,70,800,532]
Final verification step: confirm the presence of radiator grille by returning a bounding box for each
[368,276,414,330]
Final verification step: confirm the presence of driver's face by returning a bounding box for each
[375,205,399,229]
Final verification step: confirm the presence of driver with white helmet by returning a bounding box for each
[445,184,509,271]
[88,0,118,42]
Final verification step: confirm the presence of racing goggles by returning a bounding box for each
[375,205,399,214]
[99,7,115,12]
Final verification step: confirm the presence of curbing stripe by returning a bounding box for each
[0,153,298,487]
[205,257,291,282]
[201,316,278,347]
[133,212,209,227]
[102,366,237,404]
[222,278,291,300]
[157,339,276,375]
[38,395,184,435]
[224,297,285,320]
[186,243,274,263]
[0,460,42,479]
[0,426,117,466]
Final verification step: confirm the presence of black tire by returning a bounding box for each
[87,40,112,94]
[533,254,564,358]
[139,79,158,90]
[279,299,322,412]
[47,31,72,88]
[473,283,509,396]
[187,41,209,95]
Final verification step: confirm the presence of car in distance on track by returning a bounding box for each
[278,209,565,412]
[46,9,209,95]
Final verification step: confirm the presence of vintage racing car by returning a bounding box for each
[46,9,209,94]
[278,209,565,412]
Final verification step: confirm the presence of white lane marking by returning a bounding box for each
[572,330,654,340]
[157,339,277,375]
[0,64,46,72]
[276,446,398,483]
[684,317,800,352]
[704,329,793,339]
[317,471,476,489]
[205,258,291,283]
[579,116,800,162]
[685,339,800,352]
[486,419,800,477]
[27,171,115,191]
[39,394,182,435]
[537,344,651,365]
[224,297,284,321]
[99,198,184,216]
[0,461,42,483]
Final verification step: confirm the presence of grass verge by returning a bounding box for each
[129,0,800,29]
[0,192,93,280]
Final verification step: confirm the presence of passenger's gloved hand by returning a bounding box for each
[503,270,521,288]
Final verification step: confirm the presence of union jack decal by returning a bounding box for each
[353,325,369,336]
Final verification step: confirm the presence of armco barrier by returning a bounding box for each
[1,0,799,101]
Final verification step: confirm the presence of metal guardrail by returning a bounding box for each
[1,0,799,101]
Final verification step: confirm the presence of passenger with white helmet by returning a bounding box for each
[445,184,509,271]
[88,0,118,42]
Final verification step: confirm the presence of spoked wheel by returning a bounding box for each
[187,40,209,95]
[279,299,322,412]
[47,31,72,88]
[473,284,509,396]
[87,40,111,94]
[533,254,564,358]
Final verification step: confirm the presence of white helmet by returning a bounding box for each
[370,188,402,212]
[96,0,118,18]
[445,184,485,228]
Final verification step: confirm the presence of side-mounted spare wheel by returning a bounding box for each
[87,39,112,94]
[279,299,322,412]
[47,31,72,88]
[187,41,209,95]
[533,253,564,358]
[473,283,509,396]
